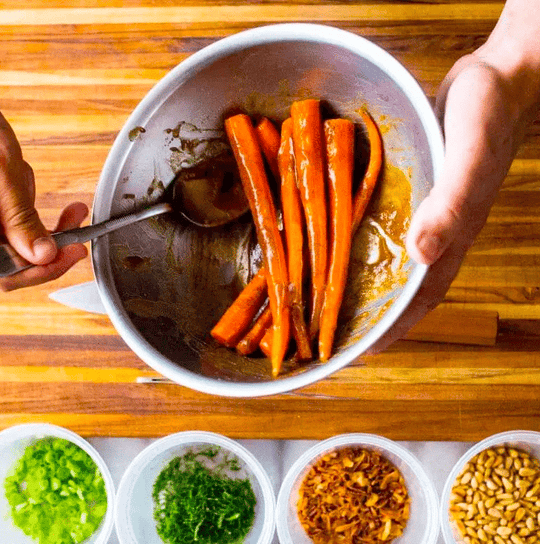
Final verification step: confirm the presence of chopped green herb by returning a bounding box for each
[152,446,256,544]
[4,438,108,544]
[128,126,146,141]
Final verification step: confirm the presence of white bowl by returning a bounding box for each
[276,433,440,544]
[0,423,115,544]
[440,430,540,544]
[114,431,275,544]
[92,22,444,397]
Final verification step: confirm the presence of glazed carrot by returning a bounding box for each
[352,108,383,232]
[279,117,312,361]
[225,113,290,377]
[290,303,312,360]
[214,116,281,359]
[259,306,314,362]
[255,117,281,180]
[318,119,355,362]
[259,326,273,359]
[253,293,312,362]
[290,99,327,340]
[236,305,273,355]
[211,269,267,348]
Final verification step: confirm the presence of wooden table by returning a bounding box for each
[1,1,539,441]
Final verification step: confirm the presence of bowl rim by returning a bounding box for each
[0,423,116,544]
[439,429,540,544]
[275,432,440,544]
[114,430,276,544]
[92,22,444,398]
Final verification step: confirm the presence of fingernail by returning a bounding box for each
[417,233,445,263]
[32,236,57,262]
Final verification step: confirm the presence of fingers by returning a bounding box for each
[0,114,56,265]
[407,60,517,265]
[0,112,91,292]
[0,203,89,292]
[0,244,88,293]
[55,202,90,232]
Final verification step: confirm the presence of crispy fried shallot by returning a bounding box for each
[297,447,410,544]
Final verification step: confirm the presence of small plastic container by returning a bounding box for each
[114,430,276,544]
[276,433,440,544]
[440,430,540,544]
[0,423,115,544]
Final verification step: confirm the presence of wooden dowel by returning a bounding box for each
[404,306,499,346]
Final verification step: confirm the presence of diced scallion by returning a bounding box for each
[4,437,108,544]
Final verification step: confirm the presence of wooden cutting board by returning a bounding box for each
[1,1,540,441]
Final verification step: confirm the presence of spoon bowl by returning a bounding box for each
[171,149,249,228]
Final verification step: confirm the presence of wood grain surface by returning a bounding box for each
[1,1,540,441]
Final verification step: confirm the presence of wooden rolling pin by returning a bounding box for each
[404,306,498,346]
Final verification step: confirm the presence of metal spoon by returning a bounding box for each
[0,154,249,277]
[0,202,173,277]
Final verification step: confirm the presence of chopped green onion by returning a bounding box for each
[4,437,108,544]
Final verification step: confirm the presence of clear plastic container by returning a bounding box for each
[276,433,440,544]
[440,430,540,544]
[0,423,115,544]
[114,430,276,544]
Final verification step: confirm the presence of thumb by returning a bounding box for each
[405,189,465,265]
[0,162,57,265]
[407,61,516,265]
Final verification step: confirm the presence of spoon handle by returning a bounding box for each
[52,202,172,247]
[0,202,172,278]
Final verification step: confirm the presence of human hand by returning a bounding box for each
[368,46,540,353]
[0,113,89,292]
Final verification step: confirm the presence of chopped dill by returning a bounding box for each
[152,446,256,544]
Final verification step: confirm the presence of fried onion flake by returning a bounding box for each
[297,447,410,544]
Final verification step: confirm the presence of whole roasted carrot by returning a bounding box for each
[213,116,280,354]
[225,113,290,376]
[352,108,383,232]
[213,117,280,357]
[255,117,281,181]
[279,117,312,361]
[290,99,327,340]
[259,326,273,359]
[236,305,272,356]
[318,119,355,362]
[211,269,267,348]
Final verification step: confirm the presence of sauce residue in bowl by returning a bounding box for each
[338,161,412,348]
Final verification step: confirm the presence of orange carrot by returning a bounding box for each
[290,99,327,340]
[255,117,281,180]
[279,117,312,361]
[318,119,355,362]
[259,326,273,359]
[225,113,290,376]
[211,269,267,347]
[213,116,281,358]
[352,109,383,232]
[236,305,273,355]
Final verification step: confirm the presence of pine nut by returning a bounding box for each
[449,446,540,544]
